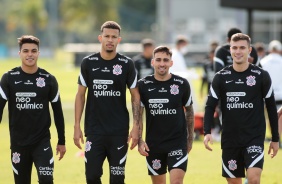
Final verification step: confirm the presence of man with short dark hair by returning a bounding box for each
[214,28,258,73]
[204,33,279,184]
[73,21,140,184]
[138,46,194,184]
[133,38,155,80]
[0,35,66,184]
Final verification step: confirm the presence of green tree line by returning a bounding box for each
[0,0,156,47]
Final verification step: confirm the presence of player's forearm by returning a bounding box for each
[51,100,65,145]
[74,93,85,128]
[0,99,6,123]
[185,105,194,142]
[204,97,218,135]
[265,96,279,142]
[131,89,140,127]
[138,108,144,140]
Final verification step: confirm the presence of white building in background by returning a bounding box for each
[156,0,282,46]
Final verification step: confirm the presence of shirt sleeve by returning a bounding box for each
[49,75,65,145]
[204,74,220,135]
[262,70,279,142]
[127,59,138,89]
[78,59,88,87]
[214,47,226,73]
[0,73,8,123]
[183,79,193,107]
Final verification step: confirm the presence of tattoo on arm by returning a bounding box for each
[185,105,194,142]
[138,108,144,143]
[132,95,140,126]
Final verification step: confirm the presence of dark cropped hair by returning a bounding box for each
[100,21,121,35]
[231,33,251,47]
[153,46,172,57]
[141,38,155,48]
[17,35,40,50]
[227,28,242,39]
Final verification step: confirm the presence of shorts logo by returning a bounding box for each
[228,159,237,171]
[12,152,21,164]
[246,75,256,86]
[170,84,179,95]
[36,77,45,88]
[85,141,92,152]
[113,64,122,75]
[152,159,161,170]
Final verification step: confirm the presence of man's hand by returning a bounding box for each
[268,141,279,158]
[56,145,66,161]
[73,126,84,149]
[278,106,282,119]
[138,139,149,156]
[128,125,139,150]
[203,134,213,151]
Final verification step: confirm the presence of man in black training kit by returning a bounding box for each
[138,46,194,184]
[0,35,66,184]
[73,21,140,184]
[214,28,258,73]
[133,38,155,80]
[204,33,279,184]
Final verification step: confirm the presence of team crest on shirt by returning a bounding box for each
[246,75,256,86]
[36,77,45,88]
[113,64,122,75]
[228,159,237,171]
[85,141,92,152]
[152,159,161,170]
[170,84,179,95]
[12,152,21,164]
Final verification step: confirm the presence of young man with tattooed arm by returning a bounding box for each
[138,46,194,184]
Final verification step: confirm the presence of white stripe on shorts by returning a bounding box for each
[119,153,127,165]
[12,165,18,175]
[50,157,54,164]
[248,151,264,168]
[173,154,188,167]
[146,161,158,175]
[222,159,235,178]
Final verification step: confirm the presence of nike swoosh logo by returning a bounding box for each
[176,156,182,160]
[15,81,22,84]
[251,154,258,158]
[225,80,233,83]
[148,88,156,91]
[92,68,100,71]
[44,147,49,151]
[117,145,124,150]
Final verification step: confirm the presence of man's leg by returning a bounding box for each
[33,140,54,184]
[246,168,262,184]
[167,149,187,184]
[226,178,242,184]
[11,148,33,184]
[244,144,264,184]
[169,169,185,184]
[107,136,128,184]
[222,148,245,184]
[146,151,168,184]
[151,174,166,184]
[85,135,106,184]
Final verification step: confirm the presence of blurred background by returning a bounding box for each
[1,0,282,183]
[0,0,282,61]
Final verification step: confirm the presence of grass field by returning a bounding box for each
[0,51,281,183]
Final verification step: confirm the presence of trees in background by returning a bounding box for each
[0,0,156,47]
